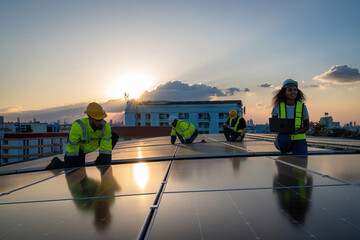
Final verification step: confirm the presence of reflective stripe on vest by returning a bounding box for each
[65,151,79,156]
[100,150,111,155]
[178,120,196,140]
[101,123,106,138]
[67,138,80,146]
[279,102,306,140]
[229,117,243,133]
[75,119,87,142]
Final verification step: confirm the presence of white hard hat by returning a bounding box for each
[282,79,298,89]
[169,115,177,124]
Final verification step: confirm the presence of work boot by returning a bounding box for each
[45,157,64,170]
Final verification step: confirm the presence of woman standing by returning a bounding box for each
[271,79,309,155]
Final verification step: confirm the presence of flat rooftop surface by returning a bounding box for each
[1,134,360,239]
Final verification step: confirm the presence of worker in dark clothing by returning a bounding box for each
[223,110,246,142]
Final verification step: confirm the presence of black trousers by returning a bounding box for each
[64,131,119,168]
[223,127,243,142]
[185,129,198,143]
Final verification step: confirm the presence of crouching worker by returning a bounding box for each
[169,115,198,144]
[44,102,119,170]
[64,102,119,168]
[271,79,309,156]
[223,110,246,142]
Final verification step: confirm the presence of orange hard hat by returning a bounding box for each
[84,102,107,120]
[229,110,237,119]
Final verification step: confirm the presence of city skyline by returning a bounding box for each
[1,1,360,124]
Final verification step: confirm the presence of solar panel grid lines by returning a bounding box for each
[138,160,174,240]
[0,169,70,197]
[271,156,354,186]
[256,187,320,240]
[1,134,360,239]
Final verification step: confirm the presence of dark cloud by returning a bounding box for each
[2,100,127,123]
[142,81,248,101]
[313,65,360,84]
[224,87,240,96]
[258,82,273,88]
[2,81,248,122]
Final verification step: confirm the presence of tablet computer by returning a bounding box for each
[269,118,295,134]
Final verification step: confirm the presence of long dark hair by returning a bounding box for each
[272,88,306,106]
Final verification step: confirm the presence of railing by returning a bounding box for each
[0,133,68,165]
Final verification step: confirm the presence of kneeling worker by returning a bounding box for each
[169,115,198,144]
[223,110,246,142]
[64,102,119,168]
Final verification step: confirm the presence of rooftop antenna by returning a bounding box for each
[124,92,129,101]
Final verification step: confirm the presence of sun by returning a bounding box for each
[107,72,154,99]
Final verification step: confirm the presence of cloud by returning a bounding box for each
[303,84,320,88]
[0,106,24,114]
[303,83,331,90]
[256,102,269,109]
[313,65,360,84]
[1,100,127,123]
[224,87,241,95]
[141,81,249,101]
[258,82,273,88]
[2,81,249,122]
[224,87,250,96]
[257,103,265,108]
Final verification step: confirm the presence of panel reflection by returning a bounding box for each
[133,163,149,189]
[273,156,313,225]
[65,166,120,231]
[137,148,143,159]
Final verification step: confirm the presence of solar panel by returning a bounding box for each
[0,133,359,239]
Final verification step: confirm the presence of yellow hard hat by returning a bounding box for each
[84,102,107,120]
[229,110,237,119]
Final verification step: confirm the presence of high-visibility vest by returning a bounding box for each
[171,120,196,140]
[279,102,306,140]
[229,116,244,133]
[65,117,112,156]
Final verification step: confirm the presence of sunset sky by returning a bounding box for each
[1,0,359,125]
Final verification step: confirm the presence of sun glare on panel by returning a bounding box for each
[107,72,154,100]
[133,162,149,189]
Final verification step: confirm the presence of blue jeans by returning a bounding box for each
[275,134,308,156]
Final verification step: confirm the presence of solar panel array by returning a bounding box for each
[1,134,360,239]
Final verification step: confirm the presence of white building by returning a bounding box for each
[125,100,243,134]
[319,112,340,129]
[0,133,67,165]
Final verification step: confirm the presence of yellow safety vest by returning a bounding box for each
[279,102,306,140]
[229,116,244,133]
[171,120,196,140]
[65,117,112,156]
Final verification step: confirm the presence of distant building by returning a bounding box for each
[255,124,270,133]
[0,133,67,165]
[0,116,4,125]
[125,100,243,134]
[7,122,48,133]
[319,112,340,129]
[246,119,254,126]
